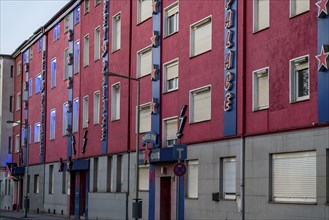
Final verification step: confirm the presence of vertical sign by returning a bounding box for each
[316,0,329,122]
[223,0,237,136]
[40,35,46,162]
[23,49,29,165]
[101,0,109,154]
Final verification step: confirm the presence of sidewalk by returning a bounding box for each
[0,209,71,220]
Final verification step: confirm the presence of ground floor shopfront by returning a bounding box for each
[2,127,329,219]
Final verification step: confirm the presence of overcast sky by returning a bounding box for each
[0,0,70,55]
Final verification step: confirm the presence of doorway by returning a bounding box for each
[160,177,171,220]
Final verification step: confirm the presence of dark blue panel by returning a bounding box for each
[148,164,156,220]
[318,17,329,123]
[172,144,187,161]
[223,0,237,136]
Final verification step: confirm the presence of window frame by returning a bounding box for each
[63,102,68,136]
[221,157,237,200]
[163,58,179,93]
[17,61,22,76]
[190,16,212,57]
[28,79,32,97]
[74,40,80,74]
[290,0,310,18]
[252,67,269,111]
[93,91,100,125]
[34,174,40,194]
[137,45,152,78]
[50,109,56,140]
[137,0,152,24]
[138,102,151,133]
[15,134,20,153]
[34,122,41,143]
[74,6,80,25]
[189,85,211,123]
[35,74,41,94]
[164,1,179,37]
[73,98,79,133]
[111,83,121,121]
[51,58,56,88]
[83,34,90,67]
[112,12,121,52]
[289,55,310,103]
[64,48,69,80]
[94,26,101,61]
[162,116,178,147]
[253,0,270,33]
[16,92,21,111]
[83,95,89,128]
[84,0,90,14]
[139,164,150,191]
[187,160,198,199]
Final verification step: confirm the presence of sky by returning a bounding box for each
[0,0,70,55]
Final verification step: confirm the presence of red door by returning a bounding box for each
[160,177,171,220]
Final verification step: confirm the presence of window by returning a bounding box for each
[73,98,79,133]
[111,83,120,121]
[28,79,32,97]
[163,59,178,92]
[164,2,179,37]
[253,0,269,32]
[26,177,28,194]
[84,35,89,66]
[53,24,60,41]
[63,102,68,135]
[34,175,39,194]
[187,160,198,198]
[83,96,89,128]
[34,123,41,143]
[93,158,98,192]
[271,151,316,203]
[29,47,33,60]
[137,0,152,23]
[74,41,80,74]
[28,125,31,144]
[116,155,123,192]
[21,128,25,146]
[38,38,42,52]
[74,6,80,24]
[189,86,211,123]
[62,172,67,194]
[95,0,101,6]
[16,93,21,111]
[253,67,269,111]
[50,109,56,140]
[9,96,13,112]
[49,165,54,194]
[94,27,101,60]
[137,46,152,78]
[107,156,112,192]
[190,16,212,57]
[163,118,178,146]
[64,16,69,33]
[139,165,149,191]
[8,136,12,154]
[17,62,22,76]
[290,55,309,102]
[35,74,41,94]
[64,48,69,80]
[51,58,56,88]
[290,0,309,17]
[139,103,151,133]
[94,91,100,124]
[84,0,90,14]
[10,65,13,78]
[15,135,20,152]
[112,13,121,51]
[222,157,236,200]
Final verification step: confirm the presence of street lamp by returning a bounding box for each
[103,71,141,219]
[7,120,29,218]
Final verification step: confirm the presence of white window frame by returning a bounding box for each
[15,134,20,153]
[190,16,212,57]
[63,102,68,136]
[139,164,149,191]
[253,0,270,33]
[163,58,179,93]
[83,96,89,128]
[289,55,309,103]
[163,117,178,147]
[16,92,21,111]
[49,165,54,194]
[50,109,56,140]
[34,174,40,194]
[73,98,79,133]
[252,67,269,111]
[137,0,152,24]
[34,122,41,143]
[94,91,100,125]
[28,79,32,97]
[189,85,211,123]
[222,157,236,200]
[74,40,80,74]
[271,151,316,203]
[51,58,56,88]
[112,13,121,52]
[95,0,101,6]
[290,0,309,17]
[137,46,152,78]
[64,16,69,33]
[94,26,101,61]
[83,34,90,67]
[64,48,69,80]
[164,1,179,37]
[187,160,198,199]
[138,102,151,133]
[111,83,120,121]
[84,0,90,14]
[17,61,22,76]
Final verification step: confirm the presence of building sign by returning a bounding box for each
[142,131,158,146]
[138,144,187,164]
[223,0,237,136]
[316,0,329,123]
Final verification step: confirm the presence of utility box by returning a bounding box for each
[132,200,142,219]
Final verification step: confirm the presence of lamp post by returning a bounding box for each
[103,71,141,219]
[7,120,29,218]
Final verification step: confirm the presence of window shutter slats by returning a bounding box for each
[193,88,211,122]
[258,0,269,30]
[188,160,198,198]
[140,105,151,133]
[167,5,178,17]
[140,0,152,22]
[140,49,152,77]
[194,21,211,55]
[166,119,177,141]
[295,0,309,15]
[257,74,269,108]
[167,63,178,80]
[223,158,236,198]
[272,151,316,202]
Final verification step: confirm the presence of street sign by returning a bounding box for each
[173,162,186,177]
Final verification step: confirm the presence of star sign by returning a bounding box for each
[151,64,158,81]
[143,147,149,164]
[151,98,157,115]
[152,0,158,14]
[316,0,329,18]
[150,32,158,47]
[316,44,329,71]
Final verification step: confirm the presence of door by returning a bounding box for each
[160,177,171,220]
